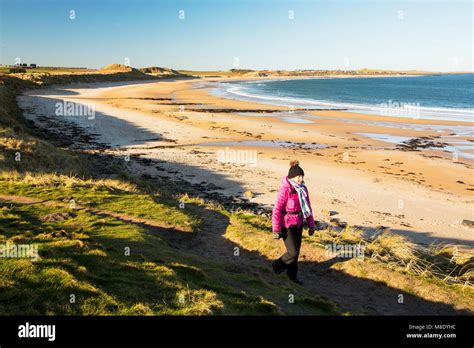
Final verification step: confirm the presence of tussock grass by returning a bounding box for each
[311,226,473,288]
[366,231,420,263]
[0,171,139,193]
[0,85,100,176]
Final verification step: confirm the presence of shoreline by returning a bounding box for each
[16,78,474,247]
[205,75,474,124]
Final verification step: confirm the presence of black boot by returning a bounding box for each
[289,277,304,285]
[272,258,286,274]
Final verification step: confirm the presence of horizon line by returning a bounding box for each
[1,63,473,74]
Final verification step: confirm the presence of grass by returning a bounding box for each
[0,176,341,315]
[0,201,221,315]
[0,84,99,176]
[306,226,474,289]
[0,202,470,317]
[0,173,200,231]
[0,66,96,74]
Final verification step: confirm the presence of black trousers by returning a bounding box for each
[272,225,303,280]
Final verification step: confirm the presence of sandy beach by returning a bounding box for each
[17,77,474,247]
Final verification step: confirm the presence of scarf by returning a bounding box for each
[288,179,312,219]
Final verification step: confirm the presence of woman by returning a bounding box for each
[272,160,315,285]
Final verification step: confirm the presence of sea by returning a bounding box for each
[211,74,474,123]
[207,74,474,159]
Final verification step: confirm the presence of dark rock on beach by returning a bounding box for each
[396,136,449,152]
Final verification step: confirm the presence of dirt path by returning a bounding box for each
[2,193,470,315]
[183,203,472,315]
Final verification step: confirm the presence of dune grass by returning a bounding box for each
[305,225,474,289]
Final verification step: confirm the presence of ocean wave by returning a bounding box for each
[220,84,474,122]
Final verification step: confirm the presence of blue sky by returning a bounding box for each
[0,0,472,71]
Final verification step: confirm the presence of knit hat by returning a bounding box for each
[288,160,304,179]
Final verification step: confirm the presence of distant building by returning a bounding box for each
[9,63,36,72]
[10,62,30,73]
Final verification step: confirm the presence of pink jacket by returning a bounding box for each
[272,176,315,232]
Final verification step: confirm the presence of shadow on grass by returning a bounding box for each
[0,201,286,315]
[83,200,474,315]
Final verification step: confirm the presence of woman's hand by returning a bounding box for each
[308,227,315,236]
[273,231,282,239]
